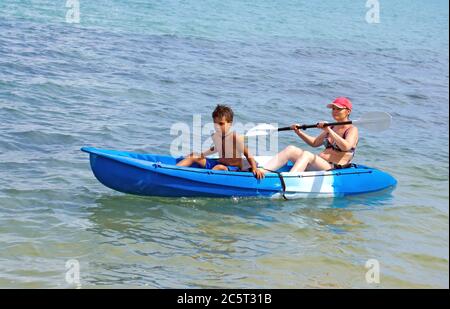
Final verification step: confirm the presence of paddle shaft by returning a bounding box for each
[278,120,353,131]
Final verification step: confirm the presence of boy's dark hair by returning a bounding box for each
[212,104,234,122]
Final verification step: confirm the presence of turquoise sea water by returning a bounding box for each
[0,0,448,288]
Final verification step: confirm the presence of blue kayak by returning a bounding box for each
[81,147,397,199]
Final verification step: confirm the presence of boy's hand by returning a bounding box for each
[252,167,265,179]
[189,152,205,159]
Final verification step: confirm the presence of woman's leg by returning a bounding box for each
[290,151,333,172]
[263,145,305,171]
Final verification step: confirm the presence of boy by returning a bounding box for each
[176,105,265,179]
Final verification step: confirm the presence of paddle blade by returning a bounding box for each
[355,111,392,132]
[245,124,277,137]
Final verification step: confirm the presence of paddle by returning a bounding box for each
[246,111,392,137]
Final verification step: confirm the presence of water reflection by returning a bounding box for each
[89,189,396,240]
[80,190,398,287]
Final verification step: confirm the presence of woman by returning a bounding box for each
[262,97,359,173]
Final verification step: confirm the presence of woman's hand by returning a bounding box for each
[291,124,301,134]
[317,121,331,133]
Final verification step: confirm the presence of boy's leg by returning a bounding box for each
[212,164,229,171]
[176,153,207,167]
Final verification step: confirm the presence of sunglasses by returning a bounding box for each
[332,106,348,111]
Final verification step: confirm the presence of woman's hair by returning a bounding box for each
[212,104,234,122]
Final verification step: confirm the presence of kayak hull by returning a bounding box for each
[81,147,397,199]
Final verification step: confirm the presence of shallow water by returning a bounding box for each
[0,0,448,288]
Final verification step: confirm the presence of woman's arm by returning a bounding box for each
[293,124,328,147]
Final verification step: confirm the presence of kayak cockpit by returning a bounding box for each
[81,147,293,172]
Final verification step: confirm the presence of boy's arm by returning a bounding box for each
[200,145,217,158]
[237,135,265,179]
[187,145,216,158]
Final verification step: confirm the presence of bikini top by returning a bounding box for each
[323,126,357,154]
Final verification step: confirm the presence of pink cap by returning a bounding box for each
[327,97,352,111]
